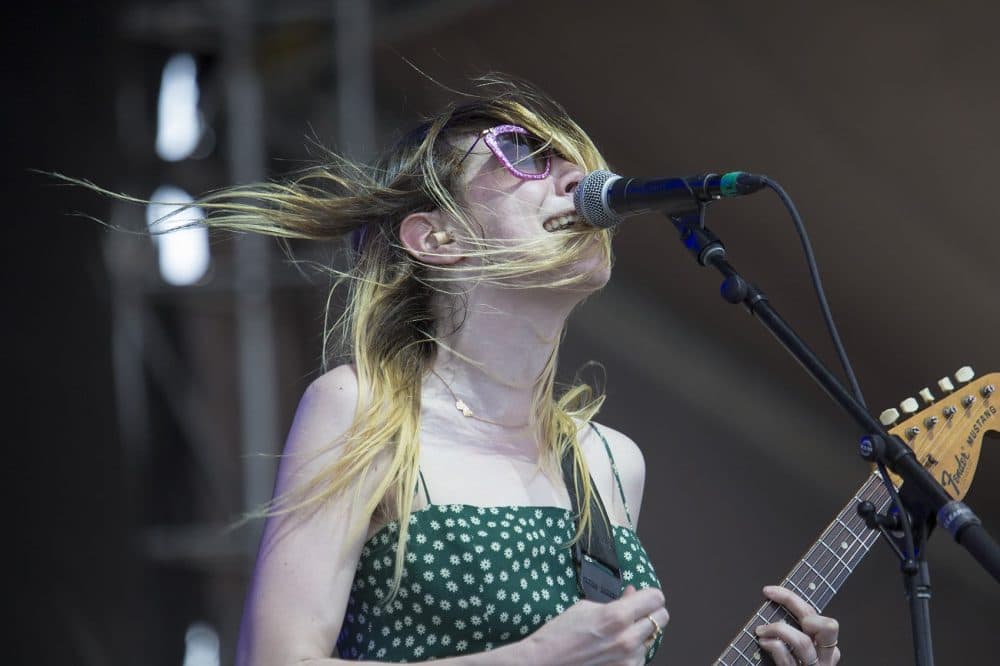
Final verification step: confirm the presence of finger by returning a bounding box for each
[755,622,818,666]
[623,606,669,642]
[622,584,637,597]
[757,637,797,666]
[612,585,666,620]
[800,613,840,652]
[763,585,818,622]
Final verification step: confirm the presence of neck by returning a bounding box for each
[422,284,581,441]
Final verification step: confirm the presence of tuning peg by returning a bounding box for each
[918,388,935,405]
[938,377,955,393]
[955,366,975,384]
[900,398,920,415]
[879,408,901,426]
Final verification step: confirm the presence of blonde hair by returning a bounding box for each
[192,75,614,601]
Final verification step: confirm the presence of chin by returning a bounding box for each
[573,256,613,292]
[572,232,613,288]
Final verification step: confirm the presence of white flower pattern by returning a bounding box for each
[337,504,660,663]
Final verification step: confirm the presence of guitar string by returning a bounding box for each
[723,474,897,663]
[807,386,989,608]
[720,391,987,664]
[770,392,978,616]
[721,474,889,661]
[727,503,873,656]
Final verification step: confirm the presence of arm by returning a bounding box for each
[236,365,387,665]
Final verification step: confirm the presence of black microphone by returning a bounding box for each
[573,169,767,228]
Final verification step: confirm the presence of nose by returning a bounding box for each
[554,158,585,197]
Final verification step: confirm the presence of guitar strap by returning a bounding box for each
[560,445,623,603]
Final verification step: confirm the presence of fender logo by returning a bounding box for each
[940,451,971,496]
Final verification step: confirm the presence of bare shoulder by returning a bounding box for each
[237,363,383,664]
[278,364,360,467]
[587,421,645,477]
[272,363,392,502]
[584,421,647,525]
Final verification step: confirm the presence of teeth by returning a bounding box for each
[544,213,578,232]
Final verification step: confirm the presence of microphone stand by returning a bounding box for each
[668,209,1000,666]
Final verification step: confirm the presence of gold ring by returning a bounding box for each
[646,614,662,640]
[816,639,838,649]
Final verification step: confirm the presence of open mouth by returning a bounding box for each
[543,212,579,232]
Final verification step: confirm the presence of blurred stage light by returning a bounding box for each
[146,185,210,286]
[183,622,220,666]
[155,53,203,162]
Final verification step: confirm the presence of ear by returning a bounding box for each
[398,211,464,265]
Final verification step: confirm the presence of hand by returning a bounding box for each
[754,586,841,666]
[519,585,669,666]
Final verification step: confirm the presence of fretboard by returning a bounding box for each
[714,472,892,665]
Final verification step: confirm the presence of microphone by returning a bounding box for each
[573,169,768,228]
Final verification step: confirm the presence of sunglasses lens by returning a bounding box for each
[495,131,549,175]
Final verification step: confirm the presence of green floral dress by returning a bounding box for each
[336,431,663,662]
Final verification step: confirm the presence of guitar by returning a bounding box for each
[715,368,999,665]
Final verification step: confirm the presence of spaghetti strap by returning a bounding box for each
[416,468,433,505]
[588,422,633,528]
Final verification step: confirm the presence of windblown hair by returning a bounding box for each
[191,75,614,601]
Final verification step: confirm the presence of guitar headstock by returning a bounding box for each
[878,367,999,499]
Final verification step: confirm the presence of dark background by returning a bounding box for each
[9,1,999,664]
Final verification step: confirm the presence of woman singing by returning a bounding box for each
[213,77,842,665]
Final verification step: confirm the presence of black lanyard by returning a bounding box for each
[560,448,623,602]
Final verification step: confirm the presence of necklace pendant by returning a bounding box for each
[455,399,474,417]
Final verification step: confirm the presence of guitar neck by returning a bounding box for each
[715,472,892,665]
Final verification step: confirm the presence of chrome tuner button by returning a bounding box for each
[924,415,939,428]
[905,426,921,440]
[879,408,901,426]
[955,366,975,384]
[962,395,977,408]
[943,405,958,419]
[982,384,996,397]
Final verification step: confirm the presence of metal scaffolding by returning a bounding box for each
[104,1,492,661]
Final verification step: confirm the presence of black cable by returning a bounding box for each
[754,177,920,567]
[761,176,867,408]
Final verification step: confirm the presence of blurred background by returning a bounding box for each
[8,0,1000,663]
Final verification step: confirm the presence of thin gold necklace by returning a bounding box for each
[429,369,531,429]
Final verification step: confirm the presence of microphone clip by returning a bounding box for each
[672,208,726,267]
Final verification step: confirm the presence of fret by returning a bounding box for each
[788,563,826,603]
[728,639,755,663]
[720,634,766,666]
[715,472,901,666]
[826,518,858,555]
[830,527,866,577]
[799,559,836,604]
[801,544,841,594]
[817,537,853,574]
[756,608,779,625]
[783,577,816,610]
[842,530,881,579]
[755,603,794,630]
[835,515,863,542]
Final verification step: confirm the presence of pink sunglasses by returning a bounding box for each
[459,124,552,180]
